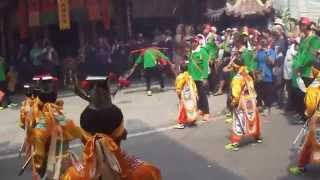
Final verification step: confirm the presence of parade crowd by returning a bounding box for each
[2,14,320,178]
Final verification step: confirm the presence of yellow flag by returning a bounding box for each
[58,0,71,30]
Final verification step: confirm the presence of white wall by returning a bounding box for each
[273,0,320,22]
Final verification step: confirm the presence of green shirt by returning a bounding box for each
[187,48,209,81]
[203,36,218,63]
[135,48,169,69]
[241,49,257,73]
[0,57,6,81]
[292,34,320,84]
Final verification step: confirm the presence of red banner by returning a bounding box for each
[28,0,40,27]
[18,0,28,39]
[86,0,100,21]
[41,0,57,12]
[102,0,110,30]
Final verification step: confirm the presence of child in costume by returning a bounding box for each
[174,64,198,129]
[289,61,320,175]
[64,76,162,180]
[18,75,86,180]
[224,55,262,151]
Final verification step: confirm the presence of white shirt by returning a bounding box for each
[283,44,297,80]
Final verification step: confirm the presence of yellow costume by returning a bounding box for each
[175,72,198,124]
[175,72,198,96]
[19,97,41,129]
[290,67,320,174]
[230,66,256,107]
[30,102,85,178]
[226,66,261,151]
[305,68,320,118]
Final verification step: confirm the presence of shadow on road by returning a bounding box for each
[123,121,246,180]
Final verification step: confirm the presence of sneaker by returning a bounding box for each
[225,117,233,124]
[203,114,210,121]
[198,110,204,117]
[225,112,232,118]
[289,166,304,175]
[256,138,263,143]
[7,103,18,108]
[261,109,269,117]
[225,143,239,151]
[147,91,152,96]
[292,115,305,124]
[173,124,185,129]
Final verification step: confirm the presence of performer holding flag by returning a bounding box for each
[289,53,320,175]
[128,47,175,96]
[224,50,262,151]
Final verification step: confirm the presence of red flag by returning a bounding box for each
[102,0,110,30]
[18,0,28,39]
[41,0,57,12]
[86,0,100,21]
[28,0,40,27]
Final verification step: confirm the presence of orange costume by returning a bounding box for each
[29,102,85,179]
[63,75,162,180]
[290,68,320,173]
[18,76,86,180]
[225,66,262,151]
[62,133,161,180]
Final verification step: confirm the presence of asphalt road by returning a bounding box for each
[0,83,319,180]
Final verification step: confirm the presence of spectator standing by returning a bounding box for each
[17,43,32,86]
[41,40,59,77]
[173,24,185,74]
[0,56,17,110]
[283,38,298,111]
[187,37,210,121]
[256,38,277,115]
[272,24,289,107]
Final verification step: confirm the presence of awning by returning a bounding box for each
[226,0,272,18]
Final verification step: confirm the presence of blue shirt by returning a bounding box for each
[256,49,276,82]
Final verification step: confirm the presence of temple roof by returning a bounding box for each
[226,0,272,18]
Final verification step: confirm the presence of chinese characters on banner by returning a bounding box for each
[58,0,71,30]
